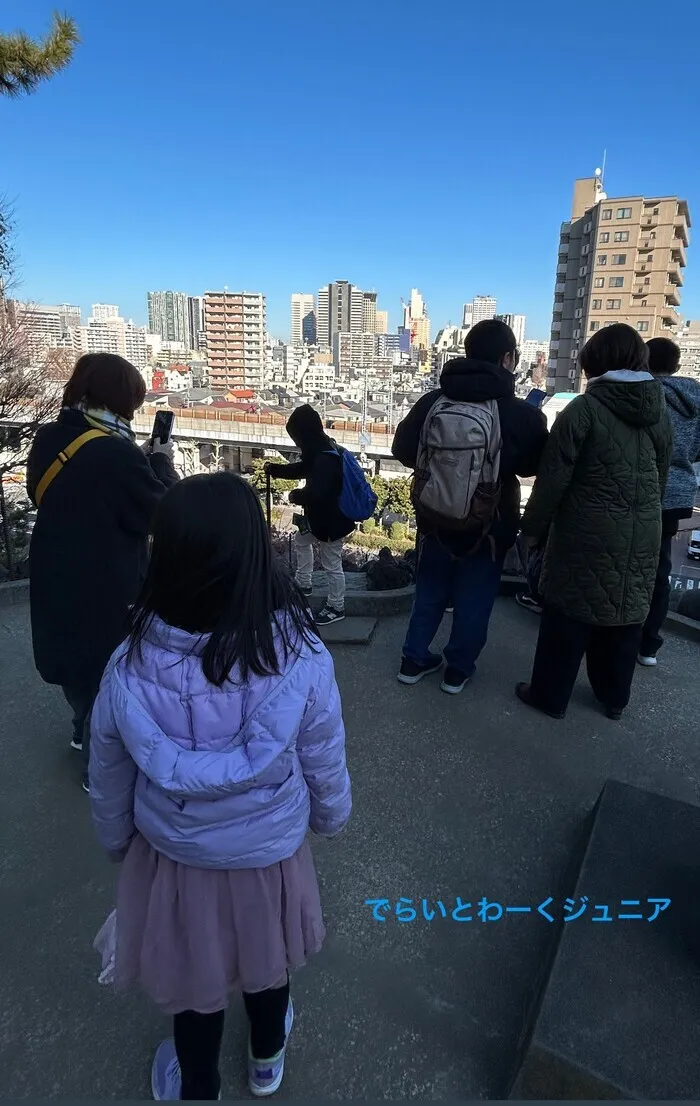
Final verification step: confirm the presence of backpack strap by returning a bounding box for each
[35,429,109,507]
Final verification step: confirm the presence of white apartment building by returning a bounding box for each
[470,296,497,325]
[8,302,82,361]
[496,313,526,348]
[333,331,377,379]
[290,293,315,346]
[78,307,148,369]
[91,304,120,322]
[678,322,700,380]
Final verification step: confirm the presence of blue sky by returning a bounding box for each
[3,0,700,341]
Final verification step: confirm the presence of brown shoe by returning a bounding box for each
[515,682,566,720]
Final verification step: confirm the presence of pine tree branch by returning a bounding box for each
[0,12,80,98]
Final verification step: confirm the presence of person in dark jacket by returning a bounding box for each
[638,337,700,665]
[26,353,178,788]
[392,319,548,694]
[517,324,672,721]
[266,404,354,626]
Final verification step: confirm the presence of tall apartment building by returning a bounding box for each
[204,291,266,389]
[496,313,526,348]
[290,293,315,346]
[187,295,205,351]
[8,302,82,360]
[363,291,377,335]
[317,281,364,349]
[375,309,389,334]
[147,291,190,346]
[677,321,700,380]
[548,176,691,392]
[463,296,497,329]
[78,307,148,369]
[403,288,431,370]
[91,304,120,322]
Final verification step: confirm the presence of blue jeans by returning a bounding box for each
[403,535,505,677]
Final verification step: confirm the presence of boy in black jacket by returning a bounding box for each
[392,320,548,693]
[266,404,354,625]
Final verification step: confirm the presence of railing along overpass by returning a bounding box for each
[132,410,395,459]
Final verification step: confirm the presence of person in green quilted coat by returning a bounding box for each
[516,324,672,721]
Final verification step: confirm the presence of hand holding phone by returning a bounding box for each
[152,410,175,444]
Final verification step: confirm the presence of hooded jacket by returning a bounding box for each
[266,405,355,543]
[89,616,352,869]
[659,376,700,514]
[521,371,673,626]
[391,358,549,555]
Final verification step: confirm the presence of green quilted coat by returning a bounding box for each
[521,377,672,626]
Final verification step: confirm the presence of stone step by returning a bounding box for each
[317,616,377,645]
[510,779,700,1100]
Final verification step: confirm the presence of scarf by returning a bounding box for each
[74,403,135,443]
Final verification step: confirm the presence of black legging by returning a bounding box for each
[174,979,290,1100]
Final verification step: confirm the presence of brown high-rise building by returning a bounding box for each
[204,290,266,390]
[548,176,691,392]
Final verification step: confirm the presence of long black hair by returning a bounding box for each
[127,471,317,686]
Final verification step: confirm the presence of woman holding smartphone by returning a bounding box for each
[26,353,178,791]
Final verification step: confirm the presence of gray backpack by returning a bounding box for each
[411,396,502,548]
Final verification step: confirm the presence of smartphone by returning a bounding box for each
[525,388,547,409]
[152,410,175,444]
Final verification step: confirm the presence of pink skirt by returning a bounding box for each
[114,833,325,1015]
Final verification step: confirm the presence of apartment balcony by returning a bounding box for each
[665,286,682,307]
[559,241,569,254]
[556,264,568,276]
[662,305,682,328]
[671,240,688,267]
[674,215,690,247]
[555,282,566,294]
[667,261,684,286]
[635,260,651,275]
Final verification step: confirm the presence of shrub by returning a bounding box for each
[347,530,414,556]
[390,521,406,541]
[361,518,376,534]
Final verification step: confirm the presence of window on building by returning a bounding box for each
[609,277,624,288]
[650,231,656,239]
[602,208,613,221]
[597,254,608,265]
[594,277,605,288]
[590,321,600,332]
[636,321,649,333]
[611,254,627,265]
[641,299,648,306]
[604,321,616,327]
[600,232,610,243]
[614,231,629,242]
[606,299,622,310]
[592,299,602,309]
[616,207,632,219]
[644,277,650,285]
[653,208,659,215]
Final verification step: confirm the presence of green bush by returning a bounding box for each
[361,518,376,533]
[389,521,406,541]
[347,529,414,556]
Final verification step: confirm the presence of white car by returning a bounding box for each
[687,531,700,561]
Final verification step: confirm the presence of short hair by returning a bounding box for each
[464,319,517,365]
[646,337,681,377]
[62,353,146,420]
[579,323,649,380]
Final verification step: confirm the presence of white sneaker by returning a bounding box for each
[637,654,658,667]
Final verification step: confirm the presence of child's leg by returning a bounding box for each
[243,978,290,1059]
[173,1009,225,1100]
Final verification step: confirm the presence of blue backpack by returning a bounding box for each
[327,448,377,522]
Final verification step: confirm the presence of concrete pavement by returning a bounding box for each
[1,599,699,1099]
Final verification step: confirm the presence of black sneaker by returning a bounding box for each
[440,666,470,695]
[315,606,345,626]
[515,592,543,615]
[82,780,90,794]
[70,738,83,752]
[397,654,442,685]
[298,585,313,597]
[515,682,566,720]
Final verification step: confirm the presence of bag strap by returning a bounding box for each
[35,429,109,507]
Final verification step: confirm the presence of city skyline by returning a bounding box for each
[3,1,699,344]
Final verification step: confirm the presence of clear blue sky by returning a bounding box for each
[3,0,700,341]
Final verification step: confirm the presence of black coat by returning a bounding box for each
[267,404,355,543]
[26,409,178,688]
[392,358,549,555]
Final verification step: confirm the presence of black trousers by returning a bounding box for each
[61,680,100,780]
[173,979,289,1100]
[640,517,678,658]
[530,606,643,716]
